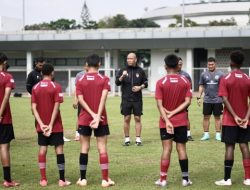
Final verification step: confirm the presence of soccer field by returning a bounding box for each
[3,96,249,190]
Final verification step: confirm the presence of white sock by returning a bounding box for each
[187,130,191,137]
[125,137,130,142]
[204,132,209,136]
[136,137,141,143]
[216,132,221,136]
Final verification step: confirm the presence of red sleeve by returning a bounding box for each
[56,84,64,103]
[185,82,192,98]
[76,81,83,96]
[155,80,163,100]
[104,77,111,91]
[31,90,37,103]
[5,74,15,89]
[218,77,227,97]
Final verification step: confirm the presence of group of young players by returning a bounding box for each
[0,51,249,188]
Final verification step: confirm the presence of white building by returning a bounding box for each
[142,0,250,27]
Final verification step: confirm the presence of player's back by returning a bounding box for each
[158,74,191,111]
[77,72,109,112]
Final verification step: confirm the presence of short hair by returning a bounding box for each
[164,54,179,68]
[0,53,8,65]
[86,54,100,67]
[207,57,216,62]
[42,63,54,76]
[230,50,244,66]
[35,57,46,63]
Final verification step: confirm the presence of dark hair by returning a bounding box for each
[35,57,45,63]
[207,57,216,62]
[164,54,179,68]
[86,54,100,67]
[0,53,8,65]
[230,50,244,66]
[42,63,54,76]
[178,57,182,61]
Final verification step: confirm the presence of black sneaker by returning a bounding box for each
[187,136,194,141]
[135,141,143,146]
[123,141,130,146]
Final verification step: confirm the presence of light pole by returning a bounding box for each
[22,0,25,30]
[182,0,185,28]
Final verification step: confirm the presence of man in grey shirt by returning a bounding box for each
[197,57,224,141]
[178,57,194,141]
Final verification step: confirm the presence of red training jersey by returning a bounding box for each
[76,72,110,126]
[218,69,250,126]
[155,74,192,128]
[0,72,15,124]
[31,79,64,132]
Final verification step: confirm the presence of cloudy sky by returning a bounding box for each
[1,0,200,25]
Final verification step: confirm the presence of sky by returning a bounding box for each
[1,0,200,25]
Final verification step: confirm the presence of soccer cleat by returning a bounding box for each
[243,179,250,185]
[182,179,192,186]
[215,133,221,141]
[58,179,71,187]
[123,141,130,146]
[215,179,232,186]
[39,179,48,187]
[101,178,115,187]
[200,134,210,141]
[3,180,20,187]
[187,136,194,141]
[155,179,167,187]
[63,136,71,142]
[76,178,87,186]
[135,141,143,146]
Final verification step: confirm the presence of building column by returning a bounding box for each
[186,49,193,87]
[104,50,111,77]
[26,51,33,77]
[112,49,119,69]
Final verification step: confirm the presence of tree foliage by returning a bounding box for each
[168,15,199,27]
[208,17,237,26]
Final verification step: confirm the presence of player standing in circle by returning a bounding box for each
[76,54,115,187]
[31,63,71,187]
[155,54,192,187]
[215,51,250,186]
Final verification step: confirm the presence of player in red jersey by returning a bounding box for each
[155,54,192,187]
[31,63,71,187]
[76,54,115,187]
[0,53,20,187]
[215,51,250,186]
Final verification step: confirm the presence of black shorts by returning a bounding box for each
[160,126,187,143]
[121,100,143,116]
[0,124,15,144]
[222,126,250,144]
[78,125,110,137]
[38,132,64,146]
[203,103,223,116]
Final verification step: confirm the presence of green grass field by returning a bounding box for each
[2,96,249,190]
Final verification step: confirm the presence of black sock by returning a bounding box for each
[224,160,234,181]
[80,153,88,180]
[3,167,11,182]
[179,159,189,181]
[57,154,65,181]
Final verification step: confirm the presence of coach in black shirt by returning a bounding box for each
[26,57,45,94]
[115,53,148,146]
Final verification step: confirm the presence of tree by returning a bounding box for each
[80,1,91,28]
[209,17,237,26]
[128,19,160,28]
[168,15,199,27]
[98,14,129,28]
